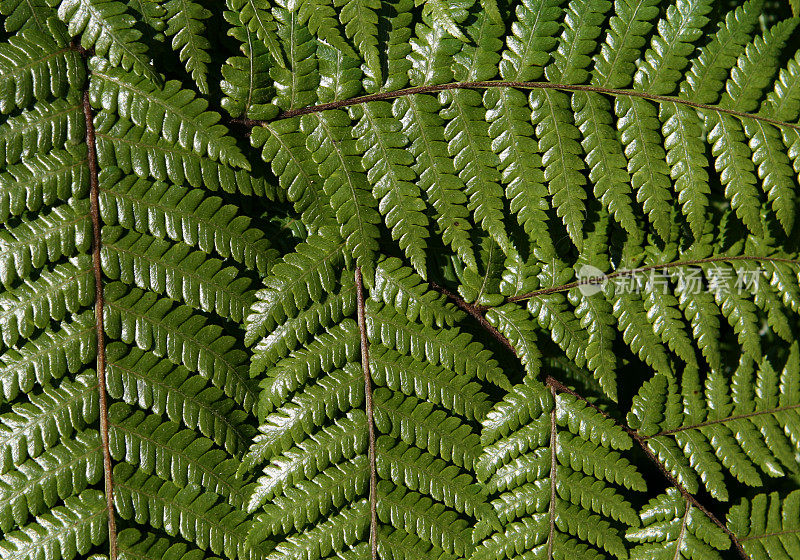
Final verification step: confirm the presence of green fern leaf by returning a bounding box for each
[226,0,285,69]
[113,462,256,560]
[366,300,507,389]
[101,227,254,322]
[0,258,94,350]
[117,529,224,560]
[0,147,88,223]
[627,488,730,560]
[0,430,101,531]
[0,97,84,166]
[371,257,464,328]
[0,0,53,33]
[353,102,428,276]
[475,380,643,560]
[531,89,587,249]
[57,0,157,81]
[0,374,98,474]
[0,311,95,403]
[98,169,277,273]
[105,343,254,456]
[0,490,107,560]
[0,199,91,287]
[0,24,84,114]
[94,114,271,195]
[221,10,275,120]
[90,59,248,169]
[162,0,210,94]
[728,490,800,559]
[103,283,256,410]
[108,402,247,506]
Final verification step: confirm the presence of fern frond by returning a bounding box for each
[93,114,272,196]
[531,89,587,249]
[0,24,84,114]
[570,247,619,399]
[0,374,98,474]
[0,430,101,531]
[262,499,368,560]
[728,490,800,559]
[99,169,276,273]
[255,319,359,412]
[161,0,210,94]
[117,528,223,560]
[0,0,53,33]
[103,283,255,410]
[376,437,490,520]
[0,97,83,166]
[253,454,368,537]
[295,0,355,63]
[113,462,256,560]
[0,490,107,560]
[221,10,274,120]
[593,0,660,88]
[0,147,88,223]
[371,258,464,328]
[300,111,380,274]
[105,343,253,456]
[0,310,95,403]
[374,388,480,469]
[634,0,713,96]
[417,0,469,42]
[485,302,541,379]
[369,344,490,421]
[335,0,380,83]
[108,403,246,506]
[226,0,284,69]
[366,300,507,389]
[0,258,94,350]
[392,95,475,269]
[241,364,363,471]
[57,0,157,80]
[245,232,345,346]
[90,59,248,169]
[661,102,710,239]
[573,91,639,236]
[248,120,331,227]
[627,488,729,560]
[0,199,91,287]
[101,227,254,322]
[441,87,515,259]
[378,482,473,557]
[681,0,763,103]
[352,102,428,276]
[629,346,800,501]
[475,380,643,560]
[247,410,367,510]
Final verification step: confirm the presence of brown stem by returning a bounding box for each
[355,268,379,560]
[508,255,800,303]
[227,80,800,135]
[83,91,117,559]
[544,376,748,560]
[547,384,557,560]
[427,281,519,359]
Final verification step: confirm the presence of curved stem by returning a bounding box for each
[545,376,748,560]
[228,80,800,135]
[507,255,800,303]
[355,268,379,560]
[83,90,117,559]
[427,281,518,358]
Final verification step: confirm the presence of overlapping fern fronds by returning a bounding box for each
[3,1,800,560]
